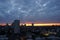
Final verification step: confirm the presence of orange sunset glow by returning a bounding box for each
[20,23,60,26]
[0,23,60,26]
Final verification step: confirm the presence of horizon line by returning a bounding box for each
[0,23,60,26]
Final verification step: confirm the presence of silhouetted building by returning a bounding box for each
[12,20,20,26]
[6,23,9,26]
[7,20,21,40]
[32,23,34,26]
[11,20,20,34]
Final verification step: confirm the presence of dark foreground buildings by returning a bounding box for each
[0,20,60,40]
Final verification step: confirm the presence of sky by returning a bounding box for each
[0,0,60,23]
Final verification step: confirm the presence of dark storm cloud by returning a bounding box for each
[0,0,60,23]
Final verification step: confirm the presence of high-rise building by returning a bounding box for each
[12,20,20,26]
[11,20,20,33]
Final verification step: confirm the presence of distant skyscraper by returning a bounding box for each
[12,20,20,33]
[12,20,20,26]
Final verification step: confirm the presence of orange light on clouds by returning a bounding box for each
[34,24,53,26]
[9,24,11,26]
[0,24,6,26]
[26,24,32,26]
[0,23,60,26]
[34,23,60,26]
[20,23,60,26]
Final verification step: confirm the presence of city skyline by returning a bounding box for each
[0,21,60,26]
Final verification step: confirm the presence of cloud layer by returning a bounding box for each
[0,0,60,23]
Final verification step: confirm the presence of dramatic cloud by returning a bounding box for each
[0,0,60,23]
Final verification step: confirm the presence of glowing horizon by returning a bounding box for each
[0,23,60,26]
